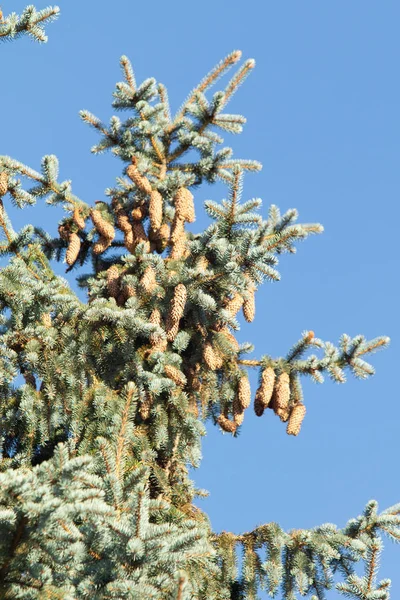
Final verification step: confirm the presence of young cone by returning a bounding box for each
[286,403,306,436]
[66,233,81,266]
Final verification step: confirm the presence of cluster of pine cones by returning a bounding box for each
[218,368,306,437]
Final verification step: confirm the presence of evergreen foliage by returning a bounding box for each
[0,11,397,598]
[0,5,59,43]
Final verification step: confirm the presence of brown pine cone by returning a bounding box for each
[0,171,8,197]
[257,367,275,408]
[203,342,223,370]
[73,208,86,230]
[233,395,245,425]
[217,414,237,433]
[90,209,115,241]
[243,286,255,323]
[140,266,157,293]
[126,161,152,194]
[149,190,163,231]
[286,403,306,436]
[164,365,187,387]
[225,293,244,317]
[66,233,81,266]
[93,235,112,255]
[238,375,251,409]
[106,265,120,298]
[174,187,195,223]
[254,392,265,417]
[273,372,291,422]
[166,284,187,341]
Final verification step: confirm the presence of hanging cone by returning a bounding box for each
[140,266,157,293]
[106,265,120,298]
[0,171,8,197]
[233,395,245,425]
[90,209,115,242]
[149,308,167,350]
[273,372,291,422]
[170,215,185,244]
[238,375,251,409]
[73,208,86,230]
[174,187,195,223]
[258,367,275,408]
[286,403,306,436]
[124,229,136,253]
[66,233,81,266]
[254,392,265,417]
[164,365,187,387]
[93,235,112,255]
[196,256,209,272]
[203,342,223,370]
[149,190,163,230]
[132,220,150,251]
[170,235,188,260]
[225,293,244,317]
[217,414,237,433]
[150,223,170,253]
[140,391,153,420]
[126,160,152,194]
[243,286,255,323]
[166,284,187,341]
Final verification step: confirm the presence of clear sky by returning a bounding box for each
[2,1,399,596]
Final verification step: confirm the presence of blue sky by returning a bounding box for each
[2,1,399,596]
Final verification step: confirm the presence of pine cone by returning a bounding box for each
[225,293,244,317]
[149,309,167,350]
[203,342,223,370]
[126,161,152,194]
[93,235,112,255]
[166,284,187,341]
[124,229,136,253]
[254,392,265,417]
[233,395,245,425]
[106,265,120,298]
[186,365,201,391]
[286,403,306,436]
[170,216,185,244]
[174,187,195,223]
[243,286,255,323]
[141,266,157,293]
[219,327,240,351]
[273,372,291,422]
[66,233,81,266]
[132,220,150,251]
[0,171,8,197]
[164,365,187,387]
[196,256,209,272]
[73,208,86,230]
[90,209,115,241]
[238,375,251,409]
[170,235,188,260]
[217,414,237,433]
[257,367,275,408]
[149,190,163,231]
[140,391,153,420]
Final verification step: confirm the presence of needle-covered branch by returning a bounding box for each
[0,5,59,43]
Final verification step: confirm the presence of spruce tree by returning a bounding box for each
[0,7,399,599]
